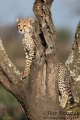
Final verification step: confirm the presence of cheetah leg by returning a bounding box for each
[60,93,68,109]
[22,50,34,79]
[22,59,32,78]
[22,68,30,78]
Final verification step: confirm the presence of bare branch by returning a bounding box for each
[0,39,29,97]
[66,21,80,103]
[33,0,58,56]
[0,70,12,92]
[0,39,20,83]
[0,39,30,112]
[66,22,80,81]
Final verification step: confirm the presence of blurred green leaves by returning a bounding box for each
[57,27,72,43]
[0,85,18,106]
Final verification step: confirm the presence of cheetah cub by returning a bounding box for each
[17,18,35,79]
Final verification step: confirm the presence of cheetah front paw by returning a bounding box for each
[60,103,66,109]
[21,71,30,79]
[60,94,68,109]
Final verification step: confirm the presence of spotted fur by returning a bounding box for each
[59,62,74,109]
[17,18,35,79]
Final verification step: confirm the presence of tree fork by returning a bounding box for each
[0,0,67,120]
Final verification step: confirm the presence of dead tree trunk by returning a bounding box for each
[66,21,80,104]
[0,0,67,120]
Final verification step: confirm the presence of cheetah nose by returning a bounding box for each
[20,29,22,32]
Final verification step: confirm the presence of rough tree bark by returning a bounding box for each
[66,21,80,104]
[1,0,80,120]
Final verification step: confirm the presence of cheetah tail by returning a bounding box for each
[69,95,74,105]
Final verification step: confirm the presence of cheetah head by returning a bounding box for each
[16,18,34,34]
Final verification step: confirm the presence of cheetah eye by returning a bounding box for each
[18,25,20,27]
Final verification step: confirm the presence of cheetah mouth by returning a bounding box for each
[19,30,24,34]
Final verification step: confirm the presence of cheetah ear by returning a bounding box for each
[28,18,34,25]
[16,19,19,23]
